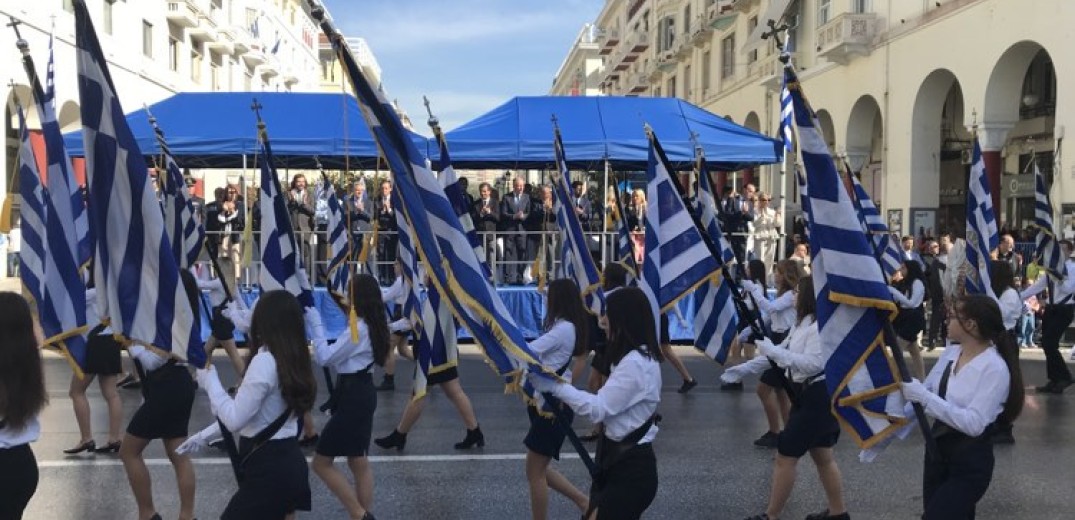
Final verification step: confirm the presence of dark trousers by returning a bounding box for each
[0,444,38,520]
[922,435,994,520]
[928,301,947,346]
[377,234,398,284]
[1040,304,1074,383]
[729,236,748,265]
[503,230,528,284]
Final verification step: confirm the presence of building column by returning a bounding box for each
[978,123,1012,225]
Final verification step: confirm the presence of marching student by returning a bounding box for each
[1020,239,1075,393]
[743,259,801,448]
[529,286,661,520]
[579,262,630,442]
[889,260,928,380]
[659,308,697,394]
[0,293,47,520]
[524,278,591,520]
[900,294,1023,519]
[196,272,246,380]
[724,258,770,374]
[182,290,315,519]
[306,274,388,520]
[64,285,125,455]
[745,277,849,520]
[376,260,415,391]
[119,271,199,520]
[988,260,1022,445]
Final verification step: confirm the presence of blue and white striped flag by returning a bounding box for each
[16,105,48,310]
[693,156,738,363]
[151,117,204,269]
[787,65,907,448]
[75,0,203,366]
[779,80,794,154]
[433,131,490,278]
[796,167,811,241]
[319,19,547,385]
[641,130,721,334]
[320,177,352,301]
[846,169,902,280]
[1032,162,1064,277]
[965,138,999,295]
[612,184,639,278]
[256,124,314,309]
[552,126,605,316]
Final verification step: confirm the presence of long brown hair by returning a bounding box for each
[796,276,817,323]
[350,274,391,366]
[606,288,663,365]
[544,278,589,356]
[954,295,1024,423]
[0,293,47,430]
[249,291,317,413]
[775,259,802,295]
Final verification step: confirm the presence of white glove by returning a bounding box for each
[304,307,326,346]
[195,366,217,390]
[900,378,933,404]
[389,318,412,333]
[223,300,252,334]
[756,337,785,362]
[128,344,146,357]
[720,364,746,384]
[176,423,222,455]
[527,372,561,394]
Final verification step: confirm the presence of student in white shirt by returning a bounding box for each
[889,260,928,380]
[746,277,849,520]
[375,261,415,391]
[183,290,317,519]
[0,293,47,520]
[1020,239,1075,393]
[987,260,1023,446]
[119,270,199,520]
[196,271,246,379]
[525,278,591,520]
[901,295,1023,519]
[530,286,661,520]
[308,274,390,520]
[64,286,125,456]
[578,262,631,443]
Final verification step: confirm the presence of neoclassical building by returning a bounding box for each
[556,0,1069,241]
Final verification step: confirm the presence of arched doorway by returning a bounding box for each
[912,69,969,239]
[983,42,1056,239]
[815,109,836,153]
[846,95,884,204]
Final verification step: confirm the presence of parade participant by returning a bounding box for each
[529,286,661,520]
[196,272,246,381]
[1020,239,1075,393]
[660,308,697,394]
[376,260,415,391]
[524,278,591,520]
[306,274,388,520]
[119,270,199,520]
[0,293,47,520]
[64,285,125,455]
[925,238,948,351]
[988,261,1022,445]
[889,260,928,380]
[743,259,801,448]
[745,277,849,520]
[579,262,630,442]
[723,259,769,373]
[182,290,315,519]
[901,295,1023,519]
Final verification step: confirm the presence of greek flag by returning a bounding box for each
[779,80,794,153]
[320,177,352,301]
[434,131,489,277]
[692,156,738,363]
[75,0,203,366]
[16,105,48,310]
[256,123,314,308]
[846,169,901,280]
[43,32,91,267]
[965,138,999,295]
[787,65,907,448]
[552,126,605,316]
[151,117,204,269]
[612,183,638,277]
[1032,162,1064,277]
[641,130,721,332]
[796,167,811,240]
[318,18,545,383]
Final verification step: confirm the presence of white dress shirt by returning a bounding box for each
[993,287,1022,331]
[528,320,576,381]
[554,349,660,443]
[770,316,827,382]
[205,348,298,439]
[314,319,374,373]
[750,285,796,333]
[889,280,925,309]
[1021,259,1075,304]
[0,416,40,448]
[381,276,408,306]
[919,343,1009,437]
[197,278,228,307]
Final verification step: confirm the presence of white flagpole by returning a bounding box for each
[602,157,609,268]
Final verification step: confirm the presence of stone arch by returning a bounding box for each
[845,94,884,198]
[815,109,836,153]
[59,100,81,133]
[911,69,968,235]
[742,111,761,132]
[983,41,1053,128]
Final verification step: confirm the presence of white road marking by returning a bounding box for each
[38,452,588,468]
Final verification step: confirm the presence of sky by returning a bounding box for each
[322,0,604,135]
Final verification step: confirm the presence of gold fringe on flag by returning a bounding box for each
[0,194,12,233]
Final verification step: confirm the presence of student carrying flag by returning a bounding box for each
[691,152,740,364]
[964,138,999,295]
[149,113,205,270]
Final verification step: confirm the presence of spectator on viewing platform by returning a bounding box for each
[500,176,531,285]
[219,184,245,286]
[348,181,372,252]
[752,191,781,271]
[288,174,316,270]
[374,179,398,285]
[473,182,500,278]
[626,188,647,265]
[529,185,558,282]
[571,180,594,232]
[720,185,753,265]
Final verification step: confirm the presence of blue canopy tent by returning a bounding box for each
[440,96,782,171]
[62,91,430,169]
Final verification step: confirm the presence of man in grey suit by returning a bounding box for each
[499,176,531,285]
[287,174,316,268]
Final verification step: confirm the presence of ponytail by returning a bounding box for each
[995,331,1025,423]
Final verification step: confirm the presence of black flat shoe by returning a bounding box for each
[454,427,485,449]
[677,379,698,394]
[376,376,396,391]
[804,510,850,520]
[63,440,96,454]
[753,431,779,448]
[1037,382,1062,394]
[374,429,407,451]
[92,440,121,454]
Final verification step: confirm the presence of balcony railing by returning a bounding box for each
[817,13,877,64]
[165,1,199,28]
[754,51,797,90]
[598,28,620,55]
[628,72,650,94]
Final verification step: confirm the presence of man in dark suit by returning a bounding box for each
[204,187,225,249]
[719,186,753,266]
[473,182,500,275]
[374,179,398,284]
[925,237,947,350]
[571,180,593,231]
[348,180,372,255]
[287,174,316,269]
[499,176,531,284]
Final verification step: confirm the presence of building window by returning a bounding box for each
[103,0,115,35]
[702,50,711,92]
[168,38,179,72]
[142,21,153,58]
[210,63,221,91]
[852,0,872,13]
[666,76,676,99]
[658,16,676,51]
[683,5,692,34]
[817,0,832,26]
[747,17,759,63]
[653,86,662,97]
[721,35,735,79]
[191,50,202,83]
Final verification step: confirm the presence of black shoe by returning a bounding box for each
[120,378,142,390]
[148,514,162,520]
[1057,379,1074,392]
[298,434,320,447]
[804,510,850,520]
[743,514,771,520]
[453,426,485,449]
[92,440,121,454]
[116,373,136,387]
[753,431,779,448]
[63,439,96,455]
[678,379,698,394]
[374,429,407,451]
[991,429,1015,445]
[360,512,377,520]
[1037,381,1063,394]
[720,381,744,392]
[377,375,395,391]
